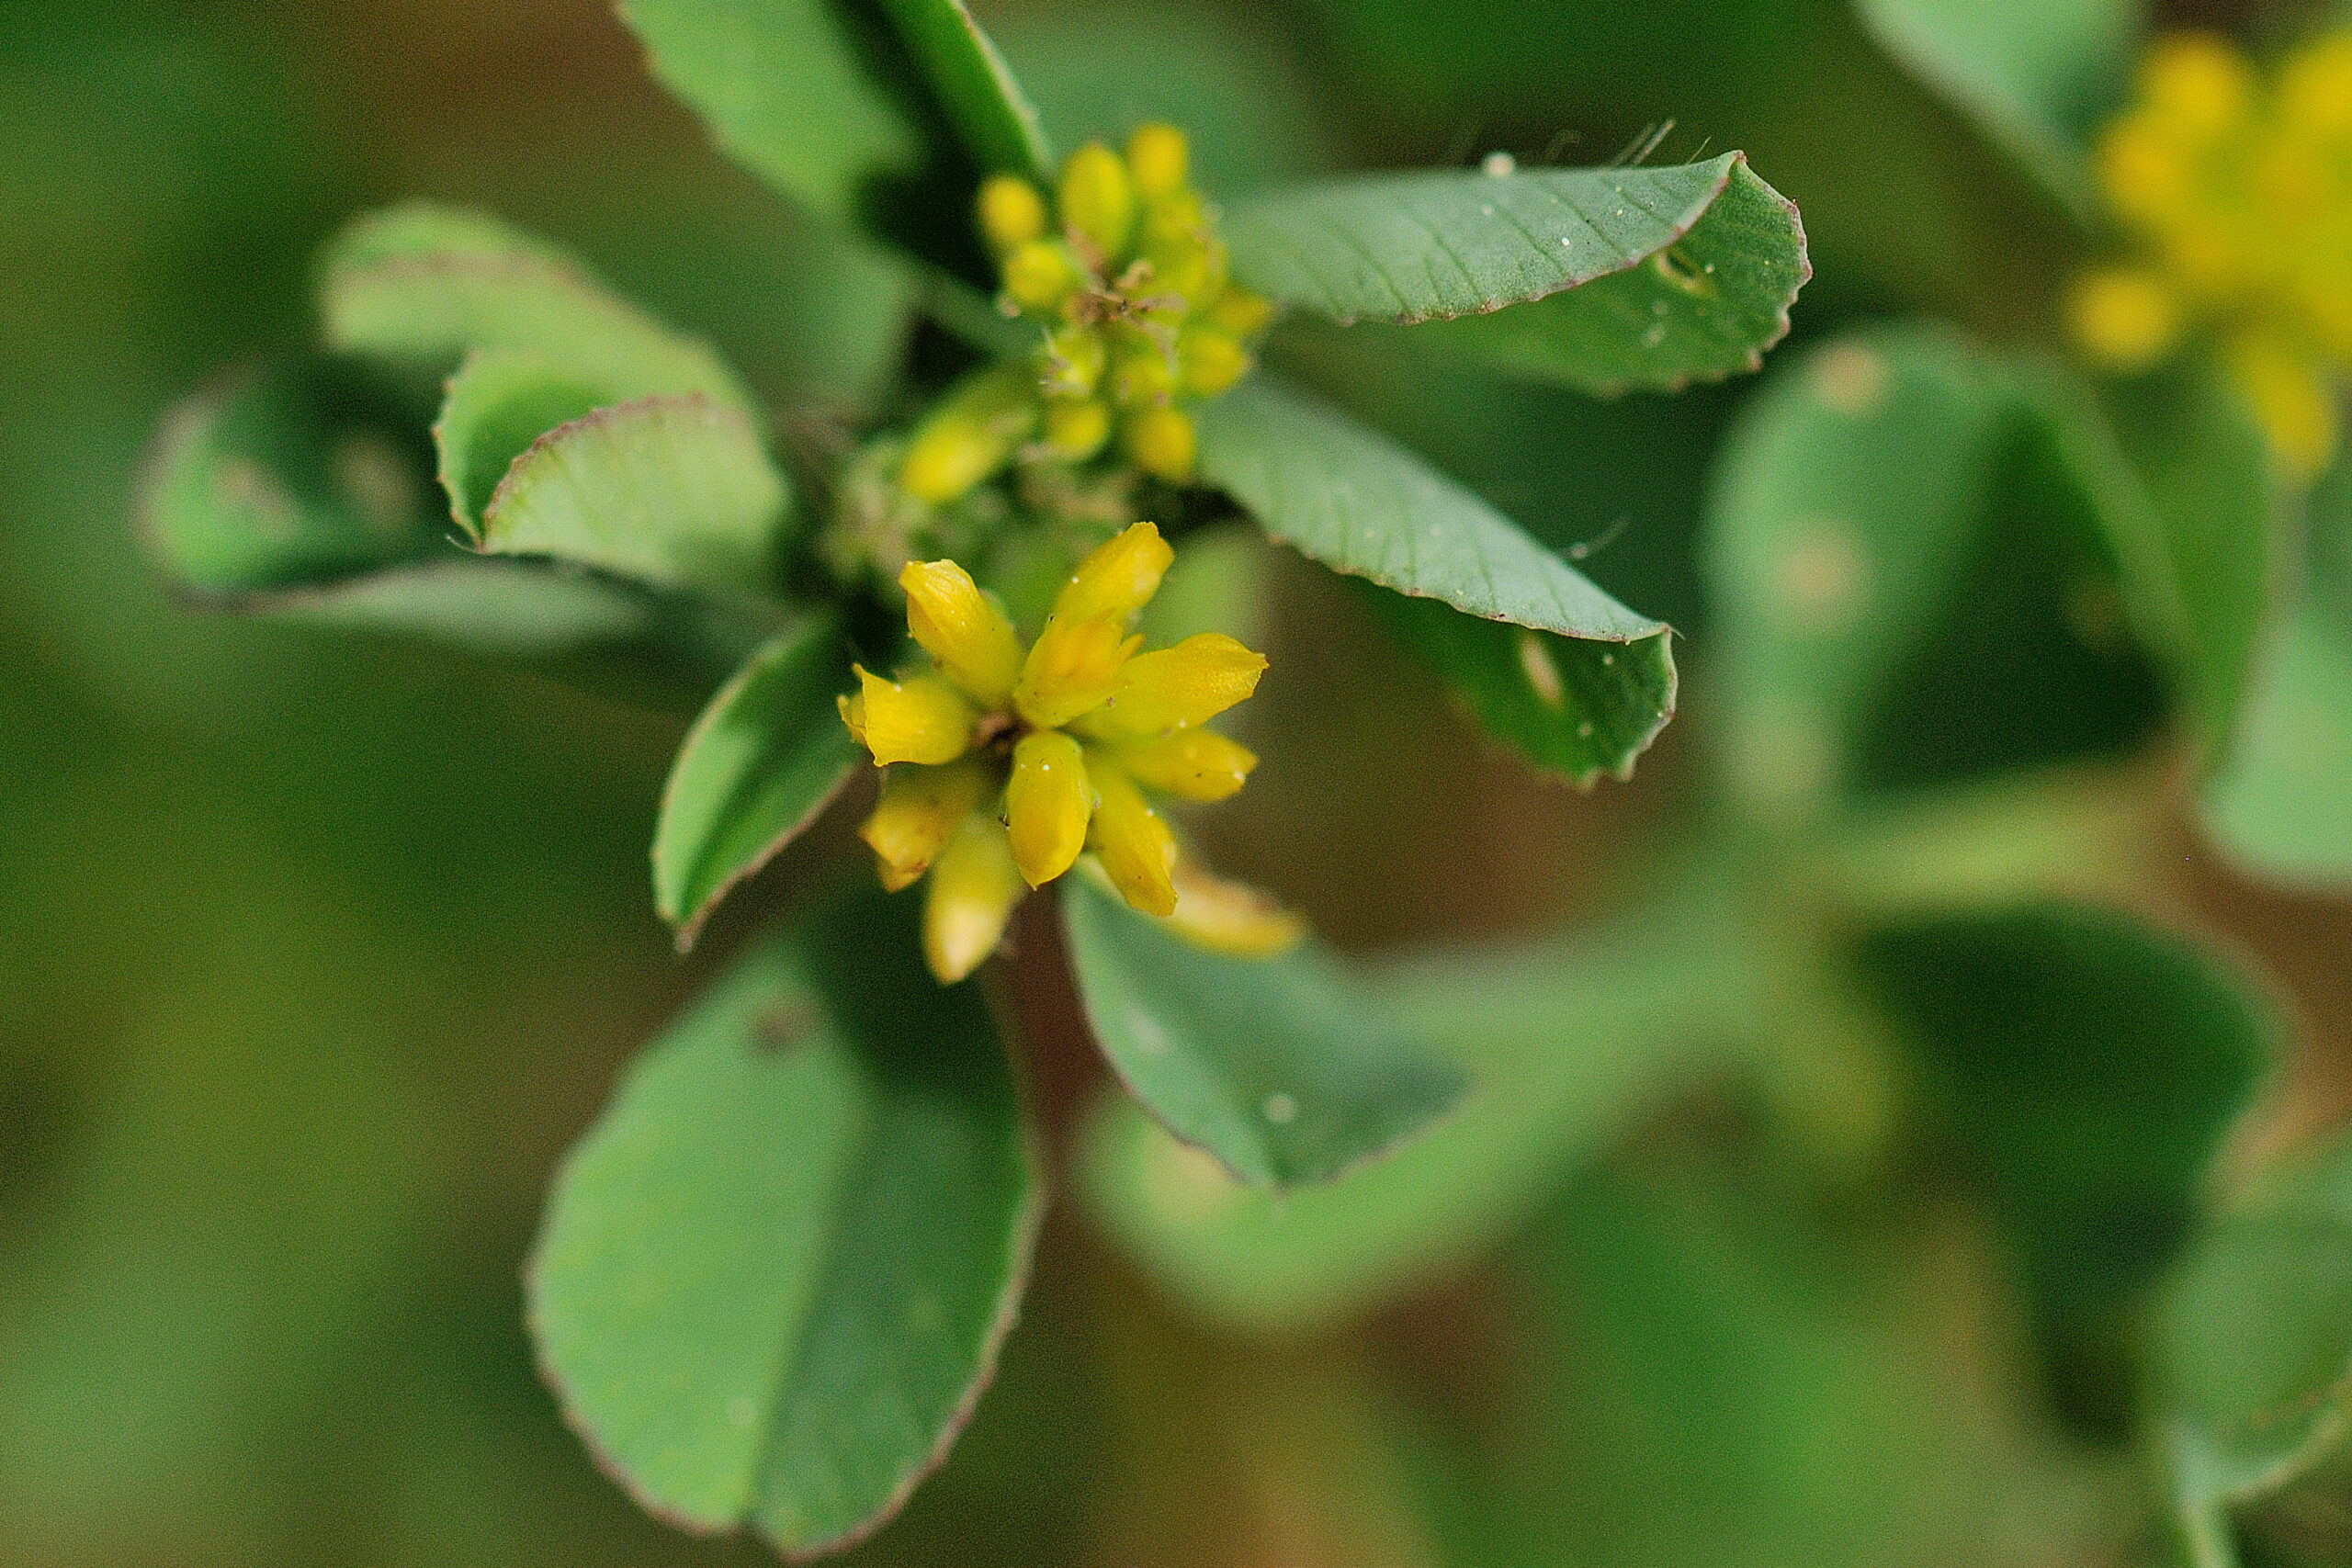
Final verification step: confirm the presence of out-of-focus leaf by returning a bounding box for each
[991,4,1340,192]
[480,396,786,598]
[1354,584,1675,784]
[652,616,860,947]
[2157,1132,2352,1553]
[319,203,756,415]
[1705,325,2167,816]
[1409,157,1812,394]
[266,559,653,657]
[1198,378,1660,640]
[433,348,611,535]
[616,0,927,231]
[1078,894,1752,1330]
[1855,0,2132,222]
[1062,875,1466,1189]
[876,0,1051,180]
[1859,904,2278,1428]
[528,884,1042,1560]
[140,354,443,596]
[2093,353,2288,762]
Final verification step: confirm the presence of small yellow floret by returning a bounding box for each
[1002,238,1083,314]
[1042,397,1113,460]
[1054,520,1175,625]
[1125,122,1190,201]
[1040,324,1107,397]
[1059,141,1138,265]
[1177,325,1250,396]
[899,366,1040,504]
[1090,633,1266,738]
[1108,728,1257,800]
[923,814,1025,982]
[863,758,992,890]
[1204,285,1273,337]
[2279,35,2352,135]
[977,175,1047,254]
[1086,762,1177,917]
[846,666,975,766]
[2229,331,2339,479]
[2069,268,2184,368]
[1007,730,1092,887]
[1122,405,1197,482]
[901,558,1023,706]
[2142,33,2255,135]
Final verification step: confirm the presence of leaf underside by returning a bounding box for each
[1061,876,1467,1189]
[528,883,1041,1559]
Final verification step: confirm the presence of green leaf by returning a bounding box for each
[264,558,654,657]
[319,203,756,414]
[653,616,862,947]
[616,0,926,230]
[1353,583,1675,784]
[432,348,610,536]
[876,0,1051,180]
[480,396,786,598]
[1855,0,2132,222]
[528,883,1043,1559]
[2156,1132,2352,1537]
[140,355,444,596]
[1857,904,2278,1429]
[1061,875,1466,1189]
[1704,325,2167,816]
[1408,157,1813,394]
[1198,376,1663,640]
[1078,892,1753,1330]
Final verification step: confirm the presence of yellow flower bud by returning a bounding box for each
[1053,519,1173,625]
[2141,33,2254,137]
[1203,284,1274,338]
[1001,237,1084,315]
[2228,330,2339,479]
[2096,114,2194,226]
[1014,614,1136,730]
[1039,323,1107,397]
[1125,122,1190,201]
[1086,632,1265,739]
[1121,405,1197,482]
[1177,324,1250,397]
[923,814,1025,982]
[1086,761,1177,917]
[2069,267,2184,369]
[1042,397,1113,460]
[977,174,1047,254]
[1006,730,1092,887]
[1137,192,1226,302]
[1058,141,1137,265]
[1111,339,1178,409]
[900,558,1023,706]
[898,366,1041,504]
[862,758,994,891]
[1102,728,1257,800]
[1162,859,1306,957]
[843,665,976,766]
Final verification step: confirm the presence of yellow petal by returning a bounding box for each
[899,366,1041,503]
[1102,728,1257,801]
[1006,730,1092,887]
[2067,267,2183,369]
[1014,614,1136,730]
[862,757,995,889]
[1058,141,1137,265]
[1087,761,1176,917]
[1084,633,1266,739]
[1162,858,1306,957]
[900,558,1022,706]
[923,814,1026,983]
[1125,122,1190,201]
[848,665,976,765]
[1051,519,1174,626]
[977,174,1047,254]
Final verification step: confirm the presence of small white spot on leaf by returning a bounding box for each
[1262,1092,1298,1124]
[1481,151,1516,177]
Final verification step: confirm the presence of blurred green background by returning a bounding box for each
[6,2,2351,1564]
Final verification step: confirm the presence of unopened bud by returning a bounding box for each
[1177,324,1250,396]
[1111,339,1178,409]
[1122,405,1197,483]
[1059,141,1137,266]
[1125,122,1191,201]
[1203,284,1273,338]
[1042,397,1112,460]
[1001,238,1083,315]
[977,174,1047,254]
[1039,323,1107,397]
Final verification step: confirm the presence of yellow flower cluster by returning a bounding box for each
[839,521,1302,983]
[898,124,1273,506]
[2074,30,2352,477]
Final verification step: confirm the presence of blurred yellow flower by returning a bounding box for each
[839,521,1296,982]
[2076,29,2352,478]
